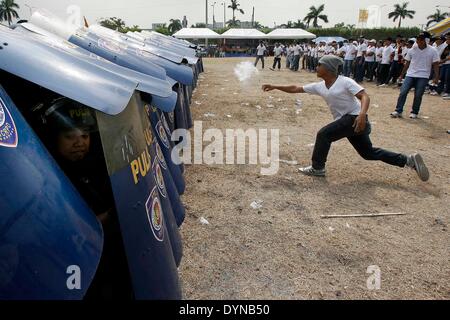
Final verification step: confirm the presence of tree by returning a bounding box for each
[426,9,449,27]
[168,19,182,35]
[125,25,142,33]
[155,24,170,35]
[0,0,19,25]
[228,0,244,26]
[388,2,416,28]
[226,19,240,28]
[293,20,307,29]
[99,17,127,32]
[303,4,328,28]
[253,21,263,29]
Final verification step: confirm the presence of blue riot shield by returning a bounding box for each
[0,85,103,300]
[95,92,182,299]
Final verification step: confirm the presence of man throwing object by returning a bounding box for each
[262,55,430,181]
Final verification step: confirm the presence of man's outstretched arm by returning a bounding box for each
[262,84,305,94]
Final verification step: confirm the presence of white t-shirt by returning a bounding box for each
[365,46,376,62]
[257,45,266,56]
[376,47,383,62]
[405,45,440,78]
[436,42,448,58]
[381,45,394,64]
[357,43,368,57]
[274,47,283,57]
[303,76,364,120]
[293,45,300,55]
[344,44,357,60]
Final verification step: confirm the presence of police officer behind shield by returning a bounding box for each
[42,98,133,299]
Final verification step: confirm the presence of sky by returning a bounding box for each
[13,0,449,29]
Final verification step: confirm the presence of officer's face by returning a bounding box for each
[57,128,90,162]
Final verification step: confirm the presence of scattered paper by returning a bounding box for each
[241,102,250,106]
[202,94,208,96]
[195,101,202,105]
[372,104,379,108]
[226,115,232,118]
[328,226,335,232]
[269,96,274,100]
[423,116,430,119]
[267,104,275,108]
[256,105,262,110]
[199,217,210,225]
[277,159,298,165]
[233,92,238,95]
[277,99,283,102]
[250,200,264,210]
[280,108,288,111]
[204,113,216,117]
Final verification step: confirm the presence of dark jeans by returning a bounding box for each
[365,61,376,81]
[354,57,365,82]
[272,57,281,69]
[344,59,353,77]
[437,64,450,94]
[377,64,391,85]
[395,76,429,115]
[291,55,300,71]
[255,55,265,68]
[387,60,403,84]
[312,114,407,170]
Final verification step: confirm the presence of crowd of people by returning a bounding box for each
[255,32,449,133]
[255,33,449,99]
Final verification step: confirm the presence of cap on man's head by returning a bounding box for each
[417,31,432,39]
[318,55,344,75]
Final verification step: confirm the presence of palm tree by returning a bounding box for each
[303,4,328,28]
[426,9,449,27]
[99,17,127,32]
[228,0,244,26]
[168,19,182,34]
[388,2,416,28]
[0,0,19,25]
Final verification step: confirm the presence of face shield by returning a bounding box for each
[41,97,98,162]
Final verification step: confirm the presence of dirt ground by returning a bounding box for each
[178,57,450,300]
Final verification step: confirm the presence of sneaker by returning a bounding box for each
[442,93,449,98]
[430,90,439,96]
[444,95,450,100]
[269,67,275,71]
[407,153,430,182]
[390,111,403,118]
[447,130,450,134]
[378,84,387,87]
[298,166,326,177]
[409,113,418,119]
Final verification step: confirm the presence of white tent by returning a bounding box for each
[173,28,221,39]
[221,28,267,39]
[266,28,316,40]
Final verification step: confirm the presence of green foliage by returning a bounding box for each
[388,2,416,28]
[0,0,19,25]
[168,19,182,35]
[426,9,449,27]
[304,4,328,28]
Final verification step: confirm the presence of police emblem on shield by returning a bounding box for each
[0,98,18,148]
[153,159,167,198]
[145,187,164,242]
[161,114,171,136]
[156,121,170,149]
[155,140,167,170]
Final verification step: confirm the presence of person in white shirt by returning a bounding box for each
[377,37,395,86]
[343,40,357,77]
[437,34,450,97]
[355,37,368,83]
[391,33,440,119]
[291,42,301,71]
[433,35,449,95]
[387,38,406,85]
[270,43,283,71]
[254,41,267,69]
[364,39,377,82]
[374,41,384,82]
[261,55,429,180]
